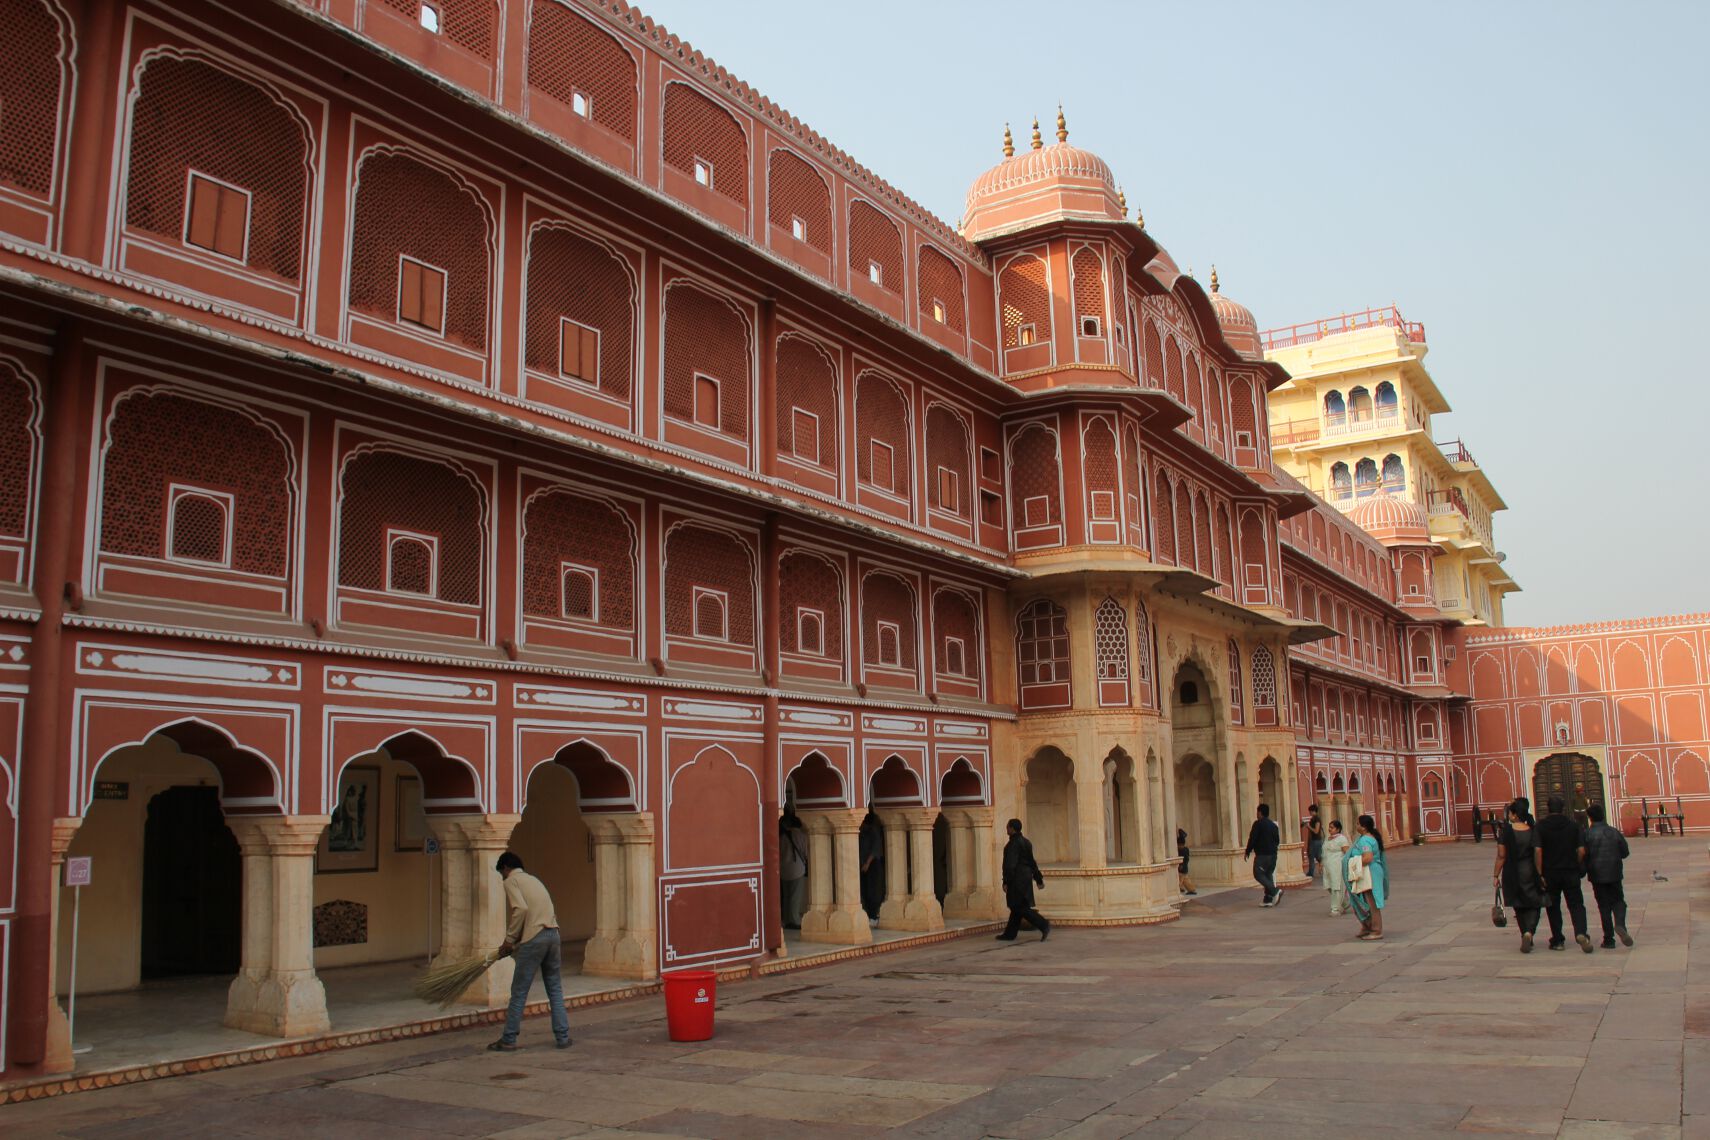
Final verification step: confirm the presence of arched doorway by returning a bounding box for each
[1258,757,1283,823]
[1102,749,1139,864]
[510,762,596,973]
[1024,747,1077,864]
[143,785,241,977]
[1173,753,1221,850]
[1531,752,1606,815]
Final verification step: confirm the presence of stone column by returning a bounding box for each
[896,809,945,932]
[964,807,1002,917]
[941,810,974,917]
[225,815,331,1036]
[798,811,838,937]
[43,818,81,1071]
[1400,794,1415,840]
[429,814,520,1007]
[876,810,910,929]
[580,816,626,977]
[614,812,657,979]
[1348,793,1365,830]
[799,808,870,945]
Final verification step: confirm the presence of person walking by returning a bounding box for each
[1582,802,1634,949]
[779,811,808,930]
[1322,818,1352,915]
[1493,797,1545,953]
[996,818,1050,941]
[1242,803,1282,907]
[1303,803,1325,881]
[1570,783,1591,828]
[1346,814,1387,940]
[858,809,884,924]
[1537,794,1593,953]
[1176,827,1199,895]
[489,852,571,1052]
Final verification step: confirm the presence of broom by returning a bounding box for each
[413,950,501,1009]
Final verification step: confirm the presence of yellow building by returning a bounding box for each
[1258,302,1519,626]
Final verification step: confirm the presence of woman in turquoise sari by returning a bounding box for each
[1345,813,1388,941]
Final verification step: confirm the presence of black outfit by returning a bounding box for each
[1176,829,1190,872]
[1499,823,1545,937]
[998,831,1049,940]
[1535,812,1589,946]
[1583,821,1632,946]
[1304,815,1324,879]
[858,814,885,921]
[1244,816,1281,903]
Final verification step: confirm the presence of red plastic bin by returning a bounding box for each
[662,969,716,1042]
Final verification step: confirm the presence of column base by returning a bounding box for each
[41,999,73,1074]
[799,903,872,945]
[583,932,657,980]
[895,896,945,932]
[224,969,331,1037]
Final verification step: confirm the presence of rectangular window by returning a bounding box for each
[936,466,959,513]
[796,607,824,656]
[979,446,1000,483]
[791,216,807,241]
[166,484,235,567]
[1023,495,1049,528]
[693,158,713,187]
[184,172,250,262]
[791,408,820,464]
[876,620,901,667]
[571,90,591,117]
[1415,655,1431,673]
[1080,316,1101,337]
[979,490,1002,527]
[558,318,600,384]
[693,373,721,429]
[931,299,947,324]
[944,636,966,677]
[398,256,447,334]
[1017,324,1036,346]
[385,528,440,596]
[692,587,729,641]
[867,260,883,286]
[869,440,894,491]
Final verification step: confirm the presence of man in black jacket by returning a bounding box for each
[997,818,1050,942]
[1243,804,1281,907]
[1582,802,1634,949]
[1536,795,1592,952]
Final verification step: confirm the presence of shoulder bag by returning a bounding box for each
[1490,886,1507,927]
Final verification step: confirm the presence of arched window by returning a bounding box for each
[387,533,435,595]
[1228,638,1244,724]
[1348,386,1372,422]
[998,255,1050,350]
[933,588,980,683]
[1324,390,1346,423]
[1071,247,1105,338]
[1082,417,1120,528]
[767,149,832,255]
[1142,322,1164,389]
[918,245,966,333]
[661,83,747,206]
[1016,599,1070,702]
[167,490,232,565]
[525,0,638,141]
[775,334,838,470]
[338,449,483,604]
[1094,596,1129,706]
[524,223,635,401]
[848,200,903,293]
[0,360,41,559]
[663,524,755,646]
[1134,597,1155,709]
[861,571,917,675]
[1,0,68,200]
[1009,423,1061,531]
[779,549,843,660]
[1252,645,1277,718]
[1153,470,1175,562]
[1122,422,1146,548]
[1381,453,1405,492]
[925,404,972,519]
[521,488,635,632]
[855,371,911,499]
[1375,381,1398,415]
[1354,457,1379,496]
[662,280,751,437]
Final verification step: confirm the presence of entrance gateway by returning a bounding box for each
[1525,748,1610,818]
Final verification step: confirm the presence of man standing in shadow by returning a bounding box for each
[997,818,1050,942]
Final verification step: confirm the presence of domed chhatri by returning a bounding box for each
[1207,265,1263,360]
[1347,490,1431,545]
[963,107,1124,242]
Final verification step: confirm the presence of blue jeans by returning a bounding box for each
[1306,840,1323,880]
[1253,854,1278,901]
[501,928,569,1045]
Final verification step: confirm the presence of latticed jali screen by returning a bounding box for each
[779,550,843,657]
[933,590,979,677]
[854,372,910,495]
[526,0,637,139]
[1072,247,1106,324]
[1094,597,1129,681]
[662,84,748,205]
[0,362,37,540]
[663,283,750,434]
[847,201,903,293]
[0,0,63,196]
[124,55,309,280]
[860,573,916,668]
[917,247,965,332]
[100,391,291,576]
[525,225,634,400]
[1082,418,1120,512]
[999,258,1050,348]
[377,0,496,58]
[767,150,832,254]
[775,336,837,468]
[1009,425,1059,524]
[1153,472,1175,562]
[337,449,482,603]
[664,524,755,644]
[924,406,970,516]
[349,151,490,349]
[521,488,634,627]
[1017,600,1069,686]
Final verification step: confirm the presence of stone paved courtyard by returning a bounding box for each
[4,839,1702,1138]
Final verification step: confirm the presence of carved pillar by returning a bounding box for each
[894,809,945,931]
[42,818,81,1071]
[1400,793,1415,840]
[941,810,974,918]
[964,807,1001,917]
[876,810,910,928]
[225,815,331,1036]
[798,811,838,937]
[799,809,870,945]
[429,814,520,1007]
[580,816,626,976]
[614,812,657,979]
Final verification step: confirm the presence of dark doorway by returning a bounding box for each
[141,786,241,978]
[932,814,949,904]
[1531,753,1604,814]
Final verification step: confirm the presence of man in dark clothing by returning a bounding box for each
[858,810,885,923]
[1535,794,1592,952]
[1303,804,1324,881]
[1582,802,1634,949]
[1243,804,1281,907]
[997,818,1050,942]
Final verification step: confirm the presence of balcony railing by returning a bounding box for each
[1277,405,1424,449]
[1427,488,1492,547]
[1437,438,1477,465]
[1260,304,1428,351]
[1272,417,1320,446]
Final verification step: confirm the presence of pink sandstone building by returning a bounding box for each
[0,0,1701,1083]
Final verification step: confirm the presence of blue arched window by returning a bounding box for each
[1381,453,1405,492]
[1375,381,1398,415]
[1330,461,1352,499]
[1348,386,1372,422]
[1324,390,1346,424]
[1354,457,1378,497]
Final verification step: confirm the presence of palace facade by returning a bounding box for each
[0,0,1701,1082]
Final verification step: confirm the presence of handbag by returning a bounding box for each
[1491,886,1508,928]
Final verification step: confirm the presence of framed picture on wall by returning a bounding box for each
[317,765,380,873]
[395,774,428,852]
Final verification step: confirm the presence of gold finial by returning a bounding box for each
[1056,103,1068,144]
[1210,264,1220,293]
[1117,185,1128,214]
[1002,122,1014,158]
[1030,116,1042,150]
[1135,203,1145,229]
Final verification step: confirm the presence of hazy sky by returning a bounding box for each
[633,0,1709,626]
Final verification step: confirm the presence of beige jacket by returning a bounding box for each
[503,868,558,944]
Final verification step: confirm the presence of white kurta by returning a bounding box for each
[1322,833,1352,891]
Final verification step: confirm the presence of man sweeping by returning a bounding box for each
[490,851,571,1052]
